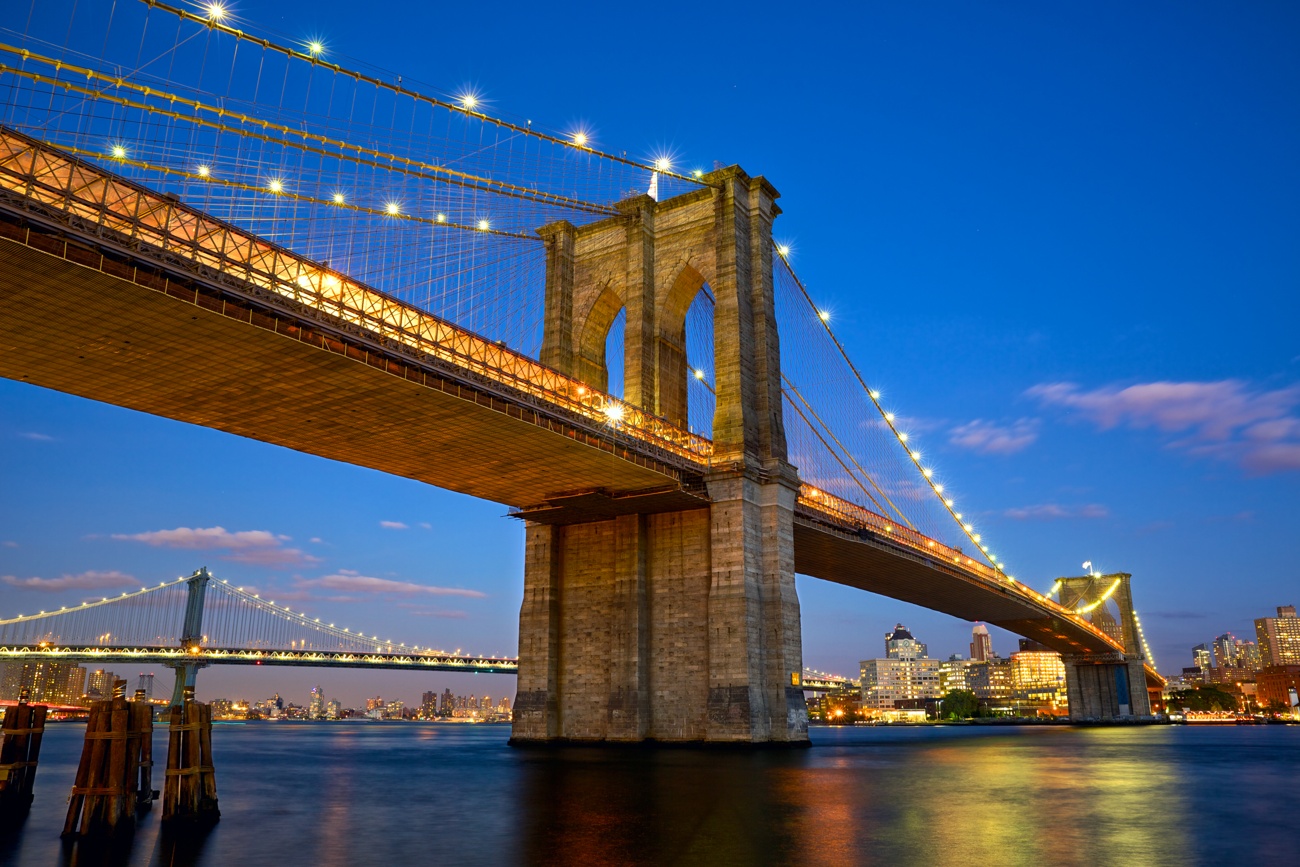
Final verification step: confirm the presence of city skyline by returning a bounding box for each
[2,0,1298,700]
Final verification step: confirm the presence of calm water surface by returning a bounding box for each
[1,722,1296,866]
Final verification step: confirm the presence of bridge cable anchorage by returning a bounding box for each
[0,50,617,217]
[136,0,711,188]
[773,245,1007,576]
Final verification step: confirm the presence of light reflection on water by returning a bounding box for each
[1,722,1295,866]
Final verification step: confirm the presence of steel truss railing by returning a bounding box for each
[0,645,518,674]
[0,128,714,466]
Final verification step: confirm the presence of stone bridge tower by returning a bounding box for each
[511,167,808,743]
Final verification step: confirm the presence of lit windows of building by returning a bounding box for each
[1255,606,1300,667]
[86,669,118,701]
[970,623,994,662]
[939,655,971,693]
[860,625,941,712]
[1010,645,1068,717]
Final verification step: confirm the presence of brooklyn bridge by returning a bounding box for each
[0,0,1160,744]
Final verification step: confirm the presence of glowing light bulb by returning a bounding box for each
[460,93,479,109]
[869,390,881,400]
[308,40,324,56]
[436,213,446,223]
[206,3,226,21]
[692,169,704,178]
[654,157,671,171]
[694,369,705,380]
[898,433,909,442]
[572,131,588,146]
[922,468,933,478]
[110,144,127,159]
[197,164,210,177]
[477,219,490,231]
[963,523,973,532]
[934,484,943,493]
[944,498,954,507]
[973,534,981,542]
[604,403,624,423]
[331,193,344,205]
[909,450,921,461]
[885,412,895,422]
[777,244,791,257]
[818,310,830,322]
[385,201,401,216]
[267,179,283,193]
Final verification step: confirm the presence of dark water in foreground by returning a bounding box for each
[2,722,1297,866]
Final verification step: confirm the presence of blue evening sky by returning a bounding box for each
[2,0,1298,707]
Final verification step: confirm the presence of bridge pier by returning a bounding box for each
[1063,656,1152,720]
[515,167,807,744]
[511,469,806,744]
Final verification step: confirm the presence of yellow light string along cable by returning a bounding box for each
[0,52,613,217]
[42,138,538,240]
[140,0,709,187]
[773,246,1007,576]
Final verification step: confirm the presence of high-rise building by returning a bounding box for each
[1255,606,1300,667]
[967,659,1013,705]
[420,691,437,719]
[1,661,87,705]
[325,699,342,720]
[884,625,927,660]
[86,669,118,701]
[1192,644,1214,671]
[939,655,970,693]
[385,700,405,720]
[860,625,941,711]
[366,696,384,712]
[309,685,325,719]
[1010,649,1068,716]
[1235,640,1263,672]
[1212,633,1238,669]
[970,623,993,662]
[439,688,454,717]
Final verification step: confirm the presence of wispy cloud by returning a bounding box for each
[1002,503,1109,521]
[949,419,1039,455]
[1027,380,1300,475]
[295,569,485,598]
[379,521,408,530]
[2,541,17,549]
[18,432,54,442]
[2,570,138,591]
[111,526,321,568]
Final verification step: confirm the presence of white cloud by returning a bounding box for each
[949,419,1039,455]
[1027,379,1300,475]
[295,572,485,598]
[379,521,408,530]
[3,570,138,591]
[112,526,320,569]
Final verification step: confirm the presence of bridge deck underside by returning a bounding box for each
[794,516,1124,659]
[0,232,694,510]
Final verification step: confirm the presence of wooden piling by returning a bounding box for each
[161,694,219,825]
[62,681,156,838]
[0,695,47,820]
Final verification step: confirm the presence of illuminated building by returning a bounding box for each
[439,688,454,717]
[967,659,1012,706]
[1212,633,1238,669]
[1,661,87,705]
[1255,606,1300,667]
[1255,666,1300,712]
[385,699,405,719]
[1235,640,1262,672]
[1010,647,1067,716]
[969,623,993,662]
[309,685,325,719]
[366,696,384,712]
[939,655,971,692]
[86,669,118,701]
[420,691,437,719]
[1192,644,1213,671]
[860,625,941,711]
[326,699,342,719]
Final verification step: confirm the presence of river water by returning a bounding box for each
[1,722,1296,866]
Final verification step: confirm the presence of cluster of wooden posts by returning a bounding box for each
[0,682,218,837]
[0,695,46,819]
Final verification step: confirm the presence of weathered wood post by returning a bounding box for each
[62,679,155,837]
[161,686,219,825]
[0,689,47,820]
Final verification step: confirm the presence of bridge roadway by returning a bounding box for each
[0,129,1158,686]
[0,644,518,675]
